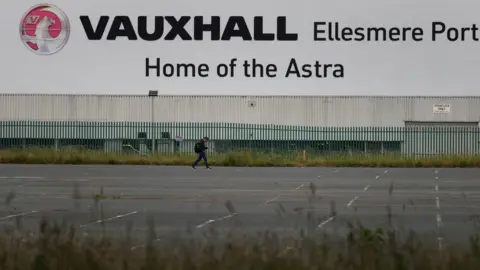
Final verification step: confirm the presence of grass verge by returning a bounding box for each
[0,219,479,270]
[1,148,480,167]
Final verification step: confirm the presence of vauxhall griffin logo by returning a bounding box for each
[20,4,70,55]
[19,4,298,55]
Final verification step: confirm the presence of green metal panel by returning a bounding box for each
[0,121,479,156]
[402,126,480,156]
[0,121,407,141]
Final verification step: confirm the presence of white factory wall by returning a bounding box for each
[1,94,480,127]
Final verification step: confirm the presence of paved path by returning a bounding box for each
[0,165,479,247]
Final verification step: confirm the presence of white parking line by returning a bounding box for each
[262,196,279,205]
[347,196,359,208]
[0,176,44,179]
[130,237,163,251]
[317,169,344,179]
[438,237,444,250]
[292,184,304,191]
[261,183,305,206]
[434,172,443,249]
[0,210,38,220]
[317,216,336,228]
[196,213,237,228]
[79,211,138,227]
[345,172,384,208]
[436,213,442,227]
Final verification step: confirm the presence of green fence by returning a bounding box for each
[0,121,479,156]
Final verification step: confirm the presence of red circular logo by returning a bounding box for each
[19,4,70,55]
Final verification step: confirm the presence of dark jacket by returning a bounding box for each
[194,139,208,153]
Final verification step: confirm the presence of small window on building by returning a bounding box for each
[161,132,170,139]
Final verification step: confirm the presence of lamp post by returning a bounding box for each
[148,90,158,153]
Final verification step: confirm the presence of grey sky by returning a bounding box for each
[3,0,480,96]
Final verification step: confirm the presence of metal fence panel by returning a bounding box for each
[0,121,479,156]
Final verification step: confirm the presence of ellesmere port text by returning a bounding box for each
[314,21,480,42]
[80,16,297,41]
[145,58,344,78]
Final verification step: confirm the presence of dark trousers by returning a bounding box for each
[192,152,209,168]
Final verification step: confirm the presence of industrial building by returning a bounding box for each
[0,94,479,155]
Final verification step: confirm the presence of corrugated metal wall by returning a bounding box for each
[1,94,480,126]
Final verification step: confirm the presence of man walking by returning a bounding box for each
[192,137,211,170]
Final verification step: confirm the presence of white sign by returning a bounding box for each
[433,104,451,114]
[3,0,480,96]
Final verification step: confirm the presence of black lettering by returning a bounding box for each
[389,28,400,41]
[332,64,344,77]
[354,27,364,41]
[432,21,446,41]
[164,16,192,40]
[285,58,301,77]
[176,63,196,77]
[333,22,340,41]
[138,16,164,41]
[473,24,479,41]
[145,58,210,77]
[253,17,274,40]
[80,16,109,40]
[412,28,423,41]
[319,64,331,77]
[277,17,298,40]
[243,60,252,77]
[81,15,300,42]
[163,64,175,77]
[242,59,277,77]
[313,22,326,41]
[198,64,209,77]
[302,64,312,78]
[265,64,277,77]
[367,27,387,41]
[146,58,160,77]
[342,28,353,41]
[285,59,344,78]
[460,27,472,41]
[217,64,229,77]
[193,16,221,40]
[106,16,137,40]
[222,16,252,40]
[447,28,459,41]
[251,59,264,77]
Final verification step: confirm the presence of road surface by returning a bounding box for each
[0,165,479,246]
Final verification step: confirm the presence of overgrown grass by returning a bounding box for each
[0,183,476,269]
[1,148,480,167]
[1,173,480,269]
[0,215,479,269]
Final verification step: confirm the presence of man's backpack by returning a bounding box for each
[194,142,202,153]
